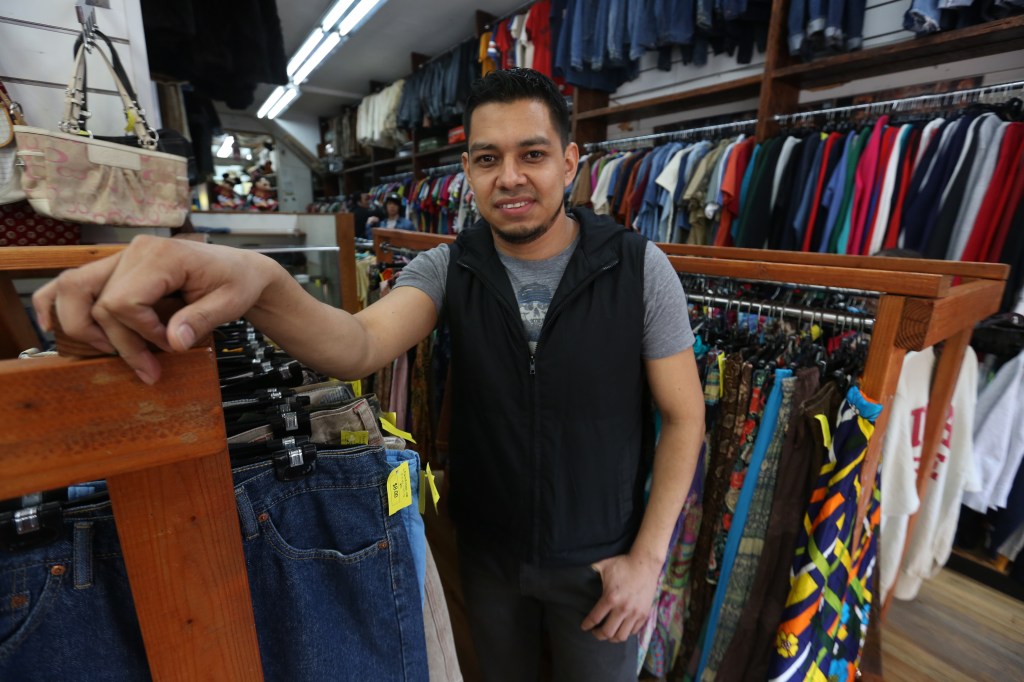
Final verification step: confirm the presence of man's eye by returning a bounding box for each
[475,155,495,165]
[526,151,544,160]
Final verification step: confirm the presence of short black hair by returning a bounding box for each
[385,193,401,206]
[463,68,571,148]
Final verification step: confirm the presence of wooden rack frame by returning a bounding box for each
[372,227,1009,680]
[0,345,263,680]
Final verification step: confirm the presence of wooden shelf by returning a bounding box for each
[575,75,763,124]
[344,156,413,174]
[774,15,1024,88]
[415,142,465,158]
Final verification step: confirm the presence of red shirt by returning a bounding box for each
[526,0,553,78]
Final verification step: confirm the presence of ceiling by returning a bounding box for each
[246,0,533,119]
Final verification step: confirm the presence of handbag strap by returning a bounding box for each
[0,80,26,126]
[61,31,157,149]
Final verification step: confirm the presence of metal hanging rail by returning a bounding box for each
[379,171,415,183]
[422,162,463,177]
[687,292,876,329]
[774,79,1024,124]
[584,118,758,152]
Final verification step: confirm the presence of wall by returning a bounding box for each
[0,1,158,135]
[603,1,1024,140]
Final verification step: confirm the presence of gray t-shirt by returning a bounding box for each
[395,239,694,359]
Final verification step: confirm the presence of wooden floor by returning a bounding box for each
[883,568,1024,682]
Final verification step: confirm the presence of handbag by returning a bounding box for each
[14,31,190,227]
[0,81,26,205]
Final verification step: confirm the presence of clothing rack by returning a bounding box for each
[686,292,876,329]
[584,118,757,152]
[370,228,1008,677]
[372,228,454,263]
[773,79,1024,124]
[422,162,463,178]
[0,248,264,681]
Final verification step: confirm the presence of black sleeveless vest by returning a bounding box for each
[444,207,653,567]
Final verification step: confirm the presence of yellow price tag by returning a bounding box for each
[340,430,369,446]
[814,414,833,449]
[347,380,362,397]
[716,352,726,399]
[387,461,412,515]
[124,109,137,134]
[380,416,417,444]
[425,463,440,513]
[811,324,822,341]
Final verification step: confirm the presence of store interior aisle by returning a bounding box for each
[883,569,1024,681]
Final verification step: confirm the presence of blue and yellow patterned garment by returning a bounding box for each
[768,386,883,682]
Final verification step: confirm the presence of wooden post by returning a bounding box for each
[572,88,610,148]
[756,0,799,139]
[335,213,360,313]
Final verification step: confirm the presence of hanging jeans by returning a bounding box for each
[768,386,883,682]
[0,447,429,682]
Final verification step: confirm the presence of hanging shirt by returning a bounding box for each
[947,119,1008,260]
[878,349,933,602]
[893,348,980,601]
[964,351,1024,512]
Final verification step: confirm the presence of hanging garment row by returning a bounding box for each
[554,0,772,93]
[635,276,885,682]
[573,94,1024,308]
[1,322,464,682]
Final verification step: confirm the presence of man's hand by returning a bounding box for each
[33,235,279,385]
[580,552,662,643]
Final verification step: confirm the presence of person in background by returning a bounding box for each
[372,193,415,230]
[352,192,383,239]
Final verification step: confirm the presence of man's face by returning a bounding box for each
[386,201,400,218]
[462,99,578,246]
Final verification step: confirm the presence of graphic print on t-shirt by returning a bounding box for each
[516,282,552,353]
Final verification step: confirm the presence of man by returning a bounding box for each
[352,191,383,239]
[371,193,416,230]
[34,68,704,681]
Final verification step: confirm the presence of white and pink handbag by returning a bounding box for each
[13,32,190,227]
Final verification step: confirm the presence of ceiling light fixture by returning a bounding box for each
[338,0,385,36]
[215,135,235,158]
[321,0,358,30]
[266,86,301,120]
[286,29,326,76]
[257,86,287,119]
[292,31,342,84]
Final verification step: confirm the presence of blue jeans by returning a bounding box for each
[386,448,426,603]
[904,0,941,32]
[0,447,428,681]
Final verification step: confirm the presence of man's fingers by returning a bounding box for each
[51,266,120,354]
[91,301,163,384]
[165,288,245,352]
[596,610,627,641]
[581,598,611,632]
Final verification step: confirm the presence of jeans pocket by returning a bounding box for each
[0,563,64,661]
[255,484,390,565]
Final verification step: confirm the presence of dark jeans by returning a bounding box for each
[458,540,637,682]
[0,447,428,682]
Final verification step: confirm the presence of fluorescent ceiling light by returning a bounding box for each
[338,0,384,36]
[215,135,235,158]
[287,29,325,76]
[257,86,287,119]
[292,31,341,84]
[267,87,301,120]
[321,0,357,31]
